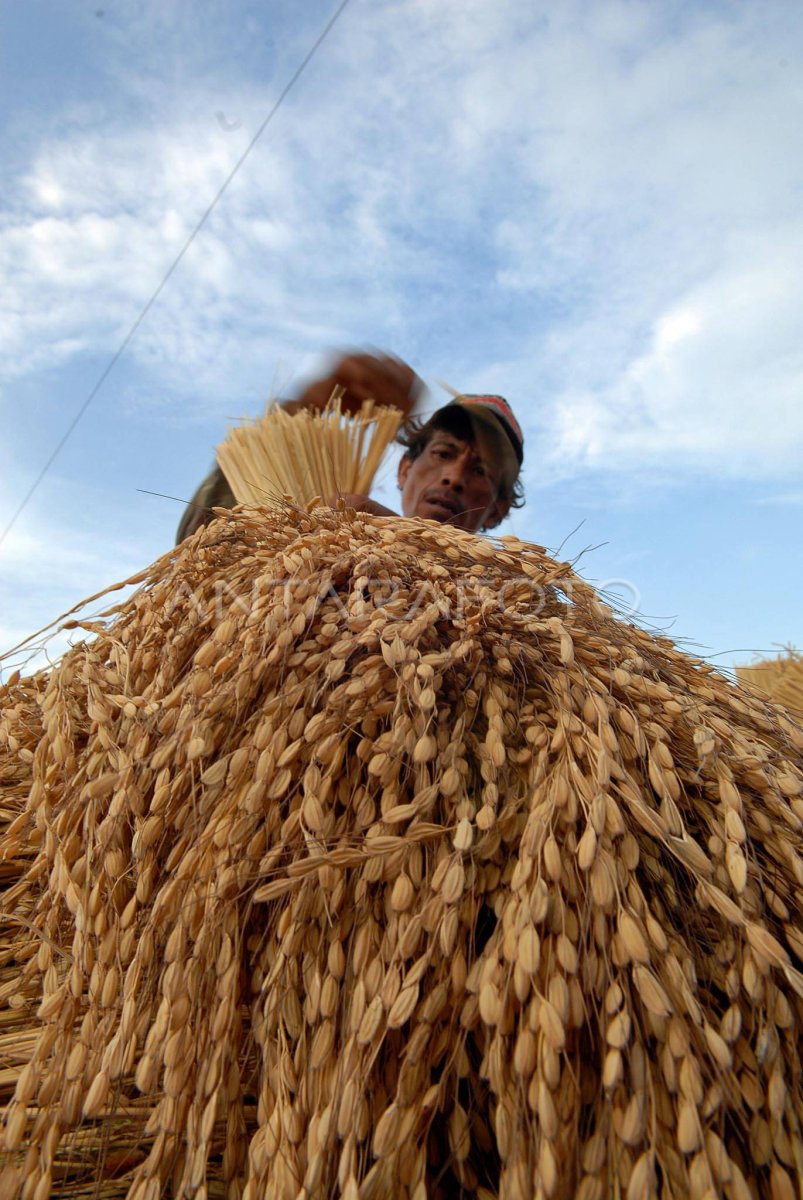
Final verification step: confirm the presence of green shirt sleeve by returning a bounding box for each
[175,464,237,544]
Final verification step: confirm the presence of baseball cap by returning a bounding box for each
[449,395,524,465]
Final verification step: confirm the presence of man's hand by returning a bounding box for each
[293,352,421,417]
[330,493,398,518]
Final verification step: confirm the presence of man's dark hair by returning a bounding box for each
[396,410,525,510]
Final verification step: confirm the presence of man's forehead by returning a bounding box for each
[429,430,475,452]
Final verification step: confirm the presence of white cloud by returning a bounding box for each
[547,226,803,475]
[754,491,803,508]
[2,0,803,472]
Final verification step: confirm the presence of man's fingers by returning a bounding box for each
[296,352,421,417]
[333,354,420,413]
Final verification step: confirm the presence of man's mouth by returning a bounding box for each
[424,493,462,518]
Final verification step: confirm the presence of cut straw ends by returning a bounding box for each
[216,393,403,508]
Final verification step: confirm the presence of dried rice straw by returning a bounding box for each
[738,649,803,720]
[216,394,403,507]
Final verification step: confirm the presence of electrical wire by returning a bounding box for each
[0,0,352,550]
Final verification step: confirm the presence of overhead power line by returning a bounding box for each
[0,0,352,549]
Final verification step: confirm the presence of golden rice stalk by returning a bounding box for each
[737,649,803,719]
[216,393,403,506]
[1,505,803,1199]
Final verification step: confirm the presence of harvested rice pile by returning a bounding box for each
[1,506,803,1200]
[737,652,803,721]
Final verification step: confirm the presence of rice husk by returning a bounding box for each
[1,505,802,1200]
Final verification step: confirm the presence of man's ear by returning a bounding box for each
[397,455,411,489]
[482,496,511,531]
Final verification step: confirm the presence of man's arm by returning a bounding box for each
[175,464,237,543]
[176,352,420,543]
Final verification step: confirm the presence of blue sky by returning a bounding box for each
[1,0,801,675]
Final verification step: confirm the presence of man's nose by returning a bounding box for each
[441,458,470,490]
[441,463,465,492]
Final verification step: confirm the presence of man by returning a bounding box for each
[176,352,524,542]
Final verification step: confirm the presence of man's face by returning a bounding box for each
[397,430,509,532]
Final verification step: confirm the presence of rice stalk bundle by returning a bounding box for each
[216,396,403,507]
[1,505,803,1200]
[737,651,803,720]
